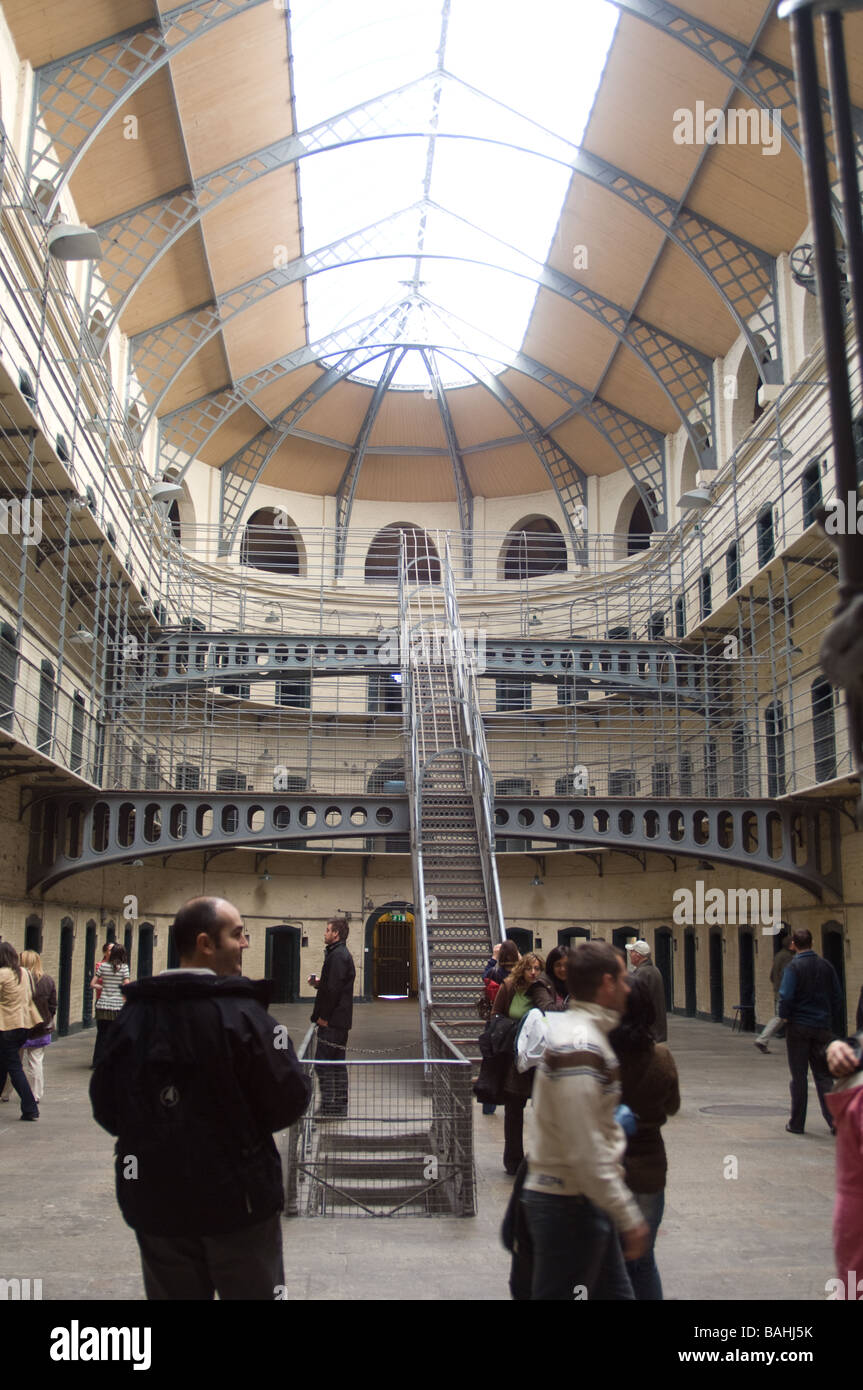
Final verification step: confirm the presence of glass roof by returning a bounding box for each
[289,0,619,389]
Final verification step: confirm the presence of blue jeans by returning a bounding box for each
[625,1188,665,1300]
[0,1028,39,1117]
[521,1190,635,1300]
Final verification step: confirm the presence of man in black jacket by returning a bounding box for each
[778,928,842,1135]
[90,896,311,1300]
[309,917,355,1117]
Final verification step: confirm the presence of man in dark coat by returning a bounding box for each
[309,917,356,1117]
[90,896,311,1300]
[779,928,842,1135]
[625,940,667,1042]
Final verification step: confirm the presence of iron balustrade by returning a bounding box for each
[283,1022,476,1218]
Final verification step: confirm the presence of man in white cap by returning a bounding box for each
[625,940,667,1042]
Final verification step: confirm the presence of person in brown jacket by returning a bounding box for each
[0,941,41,1120]
[610,971,680,1299]
[492,952,555,1175]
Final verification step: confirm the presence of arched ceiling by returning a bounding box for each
[5,0,862,543]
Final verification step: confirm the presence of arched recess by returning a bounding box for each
[613,486,654,560]
[240,507,305,575]
[162,472,195,545]
[363,901,417,1000]
[800,285,821,360]
[821,920,847,1034]
[677,443,700,509]
[728,335,767,446]
[365,524,440,584]
[499,516,568,580]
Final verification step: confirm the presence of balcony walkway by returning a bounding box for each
[0,1000,837,1301]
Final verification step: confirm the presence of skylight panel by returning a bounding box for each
[288,0,618,390]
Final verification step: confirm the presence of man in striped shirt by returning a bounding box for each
[521,940,649,1300]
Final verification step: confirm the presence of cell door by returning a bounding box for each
[57,923,74,1036]
[83,923,97,1026]
[655,929,673,1011]
[266,926,300,1004]
[684,932,696,1016]
[137,924,154,980]
[709,932,724,1023]
[506,928,533,955]
[374,918,412,996]
[738,931,755,1030]
[822,923,847,1035]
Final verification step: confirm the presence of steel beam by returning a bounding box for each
[131,223,716,463]
[28,0,271,210]
[27,790,841,901]
[87,69,780,374]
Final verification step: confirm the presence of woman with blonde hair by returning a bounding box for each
[0,941,41,1120]
[18,950,56,1105]
[492,951,555,1174]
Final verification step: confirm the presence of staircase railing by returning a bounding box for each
[400,530,506,1056]
[442,536,506,952]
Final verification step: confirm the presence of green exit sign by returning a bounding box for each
[390,911,406,922]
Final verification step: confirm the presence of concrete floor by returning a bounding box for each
[0,1001,839,1301]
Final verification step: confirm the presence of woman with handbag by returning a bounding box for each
[492,952,555,1175]
[91,943,130,1068]
[0,941,42,1120]
[18,950,56,1104]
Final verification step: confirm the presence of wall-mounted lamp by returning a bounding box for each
[149,480,184,504]
[69,625,95,646]
[264,609,280,625]
[677,487,712,511]
[47,222,102,261]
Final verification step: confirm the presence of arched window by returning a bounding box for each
[502,517,567,579]
[699,569,712,620]
[725,541,740,596]
[811,678,836,782]
[627,496,653,555]
[241,508,303,575]
[37,660,55,753]
[756,504,775,567]
[801,461,823,529]
[648,611,665,639]
[765,701,786,797]
[0,623,17,732]
[704,738,718,797]
[70,692,86,773]
[175,763,201,790]
[674,596,686,639]
[732,724,748,796]
[365,524,440,584]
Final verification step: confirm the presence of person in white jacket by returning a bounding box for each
[520,940,649,1300]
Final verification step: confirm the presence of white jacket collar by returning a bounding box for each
[571,999,621,1034]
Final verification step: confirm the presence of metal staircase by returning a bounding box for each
[401,535,505,1061]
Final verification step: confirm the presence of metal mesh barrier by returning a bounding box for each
[284,1023,475,1218]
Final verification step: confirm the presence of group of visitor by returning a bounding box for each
[478,935,679,1300]
[0,938,130,1118]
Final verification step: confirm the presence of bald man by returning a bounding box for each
[91,896,311,1300]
